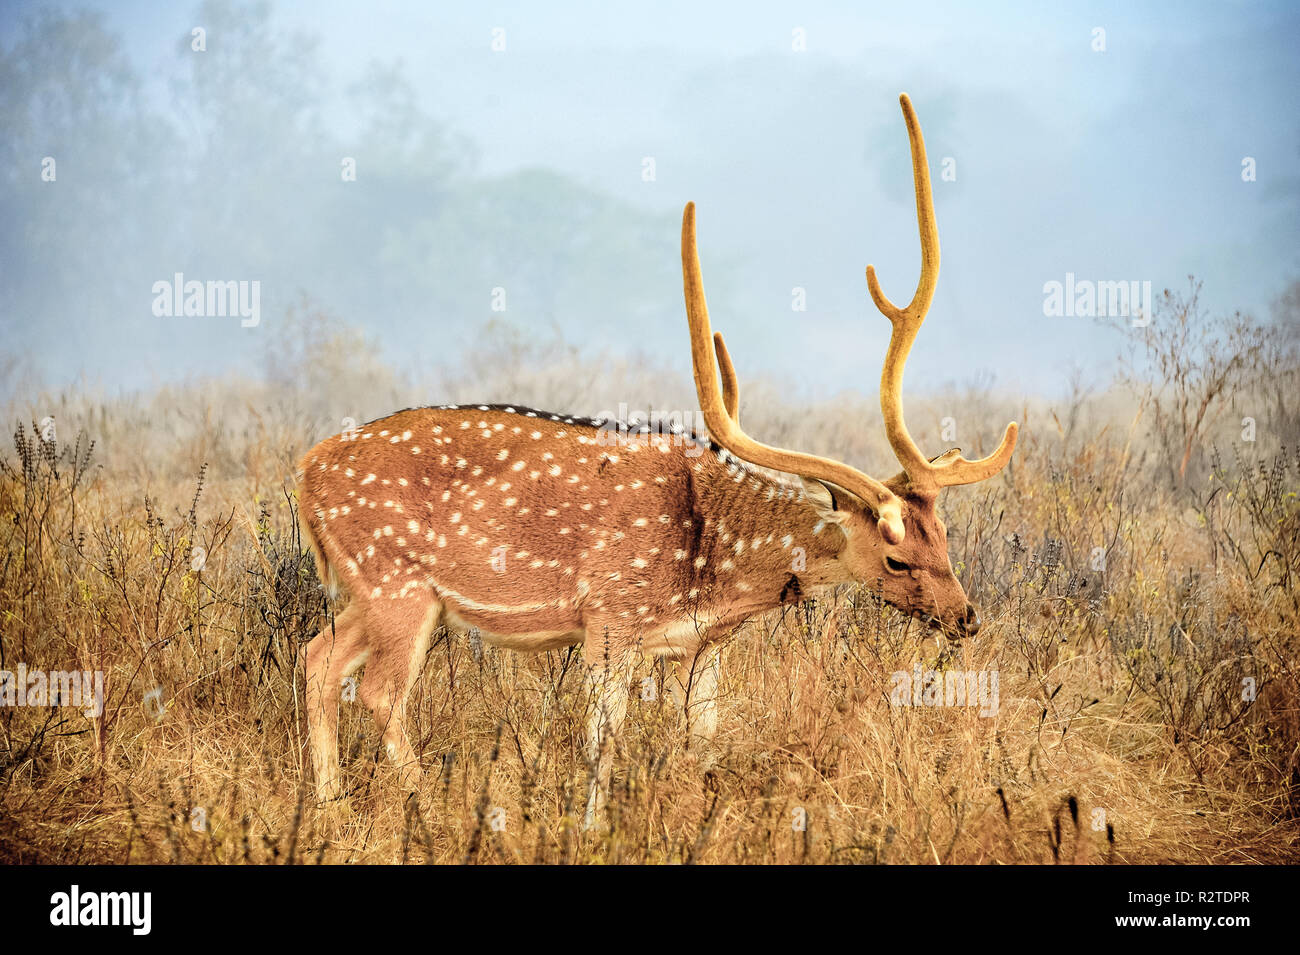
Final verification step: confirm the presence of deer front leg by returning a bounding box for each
[669,644,721,755]
[582,646,634,831]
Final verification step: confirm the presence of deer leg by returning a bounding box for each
[304,602,368,803]
[357,595,441,795]
[671,645,721,753]
[582,645,634,830]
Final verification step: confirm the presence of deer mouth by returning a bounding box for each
[908,608,942,630]
[908,607,973,639]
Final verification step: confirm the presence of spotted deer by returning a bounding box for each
[299,93,1017,824]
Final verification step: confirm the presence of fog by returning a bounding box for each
[2,0,1296,402]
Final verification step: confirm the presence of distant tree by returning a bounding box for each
[1110,278,1280,488]
[0,8,173,352]
[0,0,690,385]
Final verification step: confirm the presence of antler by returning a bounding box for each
[867,93,1018,490]
[682,202,906,544]
[712,330,740,424]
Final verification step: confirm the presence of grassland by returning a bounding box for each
[1,297,1296,864]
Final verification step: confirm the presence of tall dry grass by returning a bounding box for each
[0,300,1296,864]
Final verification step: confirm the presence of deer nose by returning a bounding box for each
[960,603,981,637]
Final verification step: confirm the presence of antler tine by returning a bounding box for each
[713,331,740,423]
[866,94,940,324]
[867,93,941,482]
[929,422,1019,487]
[682,202,906,543]
[867,93,1018,491]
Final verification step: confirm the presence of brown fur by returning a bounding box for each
[298,404,980,819]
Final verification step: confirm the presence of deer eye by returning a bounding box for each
[885,556,910,573]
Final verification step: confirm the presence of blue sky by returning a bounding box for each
[2,0,1297,398]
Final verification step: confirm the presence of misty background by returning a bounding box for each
[1,0,1297,408]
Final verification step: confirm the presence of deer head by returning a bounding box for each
[681,93,1018,637]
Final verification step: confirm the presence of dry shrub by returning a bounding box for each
[1,301,1297,864]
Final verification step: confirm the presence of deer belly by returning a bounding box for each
[438,590,584,652]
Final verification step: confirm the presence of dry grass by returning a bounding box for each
[1,308,1297,864]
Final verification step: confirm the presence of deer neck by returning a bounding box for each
[691,459,850,616]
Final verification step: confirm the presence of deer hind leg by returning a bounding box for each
[582,641,635,831]
[357,593,441,794]
[304,602,369,803]
[670,645,721,753]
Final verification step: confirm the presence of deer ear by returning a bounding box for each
[799,477,848,523]
[803,477,904,540]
